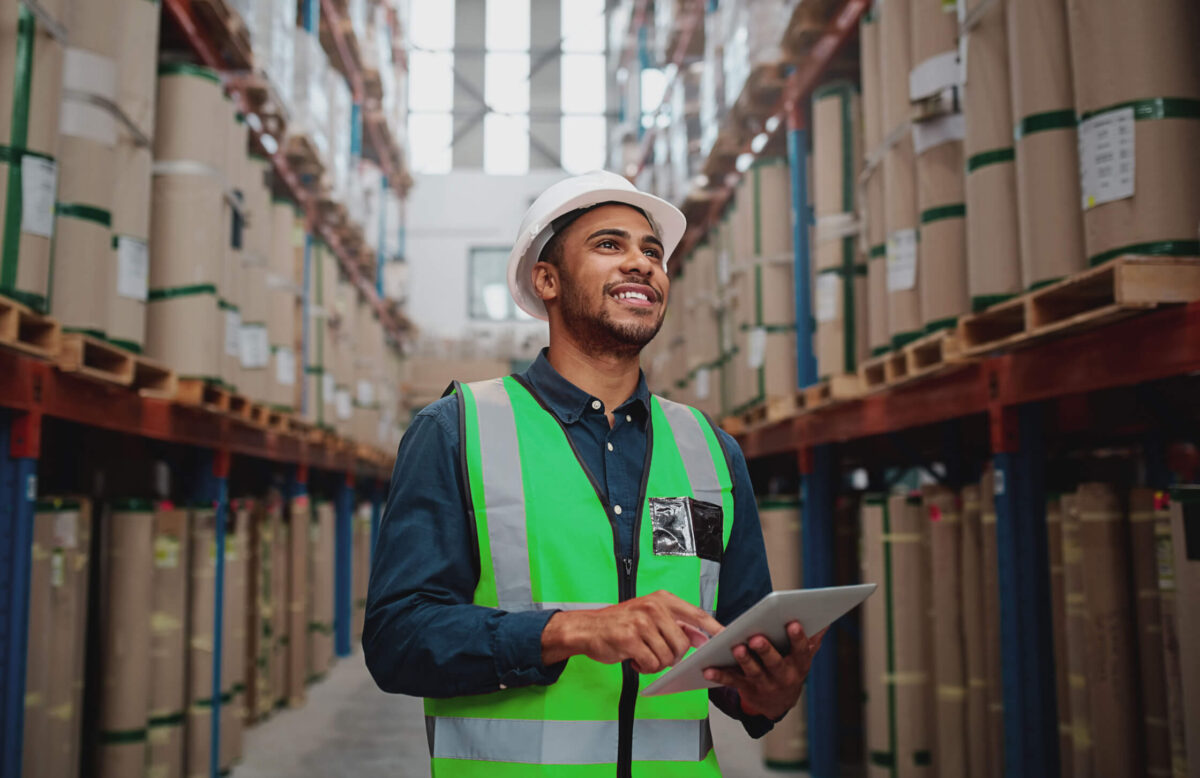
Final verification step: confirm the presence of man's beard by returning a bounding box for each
[558,270,665,357]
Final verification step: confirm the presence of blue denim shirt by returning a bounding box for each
[364,349,776,736]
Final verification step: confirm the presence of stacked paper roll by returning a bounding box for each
[859,9,888,356]
[962,0,1022,310]
[147,506,188,778]
[1167,488,1200,776]
[0,0,66,312]
[238,155,273,403]
[959,485,993,776]
[1128,489,1171,778]
[1064,0,1200,268]
[924,486,967,776]
[146,64,227,383]
[1045,497,1074,778]
[861,495,893,778]
[221,114,248,393]
[287,496,310,706]
[914,114,969,333]
[979,466,1004,776]
[51,0,121,339]
[880,0,921,347]
[186,507,217,778]
[1007,0,1085,288]
[908,0,959,103]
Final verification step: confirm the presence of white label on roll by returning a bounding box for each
[909,50,960,102]
[747,327,768,370]
[20,156,57,238]
[816,273,841,323]
[912,112,967,155]
[239,323,255,367]
[887,229,918,292]
[336,388,352,420]
[357,379,374,407]
[63,47,118,99]
[225,308,242,358]
[242,324,269,368]
[275,347,296,386]
[1078,107,1135,210]
[323,373,336,406]
[116,237,149,301]
[695,368,710,400]
[53,512,79,549]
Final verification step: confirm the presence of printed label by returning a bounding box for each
[20,156,57,238]
[695,368,710,400]
[239,324,256,367]
[886,229,918,292]
[53,512,78,549]
[116,237,149,301]
[336,388,352,420]
[816,273,841,323]
[275,347,296,386]
[225,308,242,357]
[747,327,768,370]
[50,550,65,588]
[1078,107,1135,210]
[323,373,336,406]
[357,379,375,407]
[154,536,180,569]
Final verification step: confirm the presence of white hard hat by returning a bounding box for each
[507,170,687,320]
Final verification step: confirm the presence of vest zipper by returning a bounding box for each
[617,556,636,778]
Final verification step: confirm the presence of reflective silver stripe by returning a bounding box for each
[657,398,725,614]
[533,602,609,612]
[470,379,534,612]
[427,717,711,764]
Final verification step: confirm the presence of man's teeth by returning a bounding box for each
[615,291,650,302]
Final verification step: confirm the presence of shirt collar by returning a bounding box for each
[519,348,651,424]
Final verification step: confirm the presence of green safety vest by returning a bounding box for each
[425,375,736,777]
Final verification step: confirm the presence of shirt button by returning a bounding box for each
[613,505,622,515]
[607,442,614,452]
[626,414,632,423]
[499,683,508,690]
[591,400,602,411]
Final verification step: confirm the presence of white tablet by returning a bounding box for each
[640,583,877,696]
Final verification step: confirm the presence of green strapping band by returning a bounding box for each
[35,498,82,511]
[308,621,333,635]
[56,203,112,227]
[811,79,858,102]
[841,83,855,213]
[966,147,1015,173]
[2,9,37,297]
[269,403,295,413]
[924,316,957,334]
[870,751,896,768]
[739,322,796,334]
[217,298,240,312]
[1078,97,1200,123]
[753,166,762,256]
[64,326,106,340]
[972,293,1017,312]
[106,337,143,354]
[1088,240,1200,268]
[148,283,218,302]
[869,244,886,259]
[1014,109,1077,140]
[99,728,147,745]
[157,62,221,85]
[891,331,921,350]
[304,365,325,375]
[914,751,933,766]
[4,287,45,311]
[112,498,154,512]
[871,345,891,357]
[919,203,966,225]
[148,711,185,728]
[1027,276,1063,292]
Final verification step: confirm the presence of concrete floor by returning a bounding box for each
[232,650,805,778]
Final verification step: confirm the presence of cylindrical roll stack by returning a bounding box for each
[758,496,807,770]
[959,484,995,776]
[308,501,336,681]
[1007,0,1086,289]
[238,155,273,404]
[221,115,247,394]
[1063,0,1200,268]
[185,506,217,778]
[962,0,1022,311]
[924,486,967,777]
[96,501,154,777]
[914,113,969,334]
[148,506,189,778]
[812,81,867,379]
[107,0,159,353]
[51,0,120,340]
[880,0,921,348]
[0,0,66,312]
[267,200,300,413]
[858,8,889,357]
[147,64,226,384]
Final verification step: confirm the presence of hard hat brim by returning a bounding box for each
[507,187,687,321]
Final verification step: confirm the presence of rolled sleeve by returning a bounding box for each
[493,609,568,688]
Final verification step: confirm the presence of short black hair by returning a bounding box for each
[538,201,653,267]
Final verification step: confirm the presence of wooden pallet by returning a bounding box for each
[284,134,326,179]
[177,379,232,413]
[132,354,178,399]
[0,295,60,359]
[227,392,253,422]
[192,0,253,70]
[801,373,863,411]
[741,394,799,428]
[858,352,891,393]
[265,407,290,432]
[902,328,965,382]
[56,334,135,386]
[249,403,273,428]
[721,414,747,436]
[960,257,1200,357]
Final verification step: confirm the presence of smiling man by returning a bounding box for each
[364,171,822,777]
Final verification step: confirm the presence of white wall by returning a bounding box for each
[400,170,565,356]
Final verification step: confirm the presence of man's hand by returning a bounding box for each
[702,622,825,720]
[541,590,724,673]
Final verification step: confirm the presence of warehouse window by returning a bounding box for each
[560,0,607,174]
[483,0,532,175]
[408,0,456,174]
[469,246,533,320]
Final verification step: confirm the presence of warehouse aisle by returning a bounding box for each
[232,651,796,777]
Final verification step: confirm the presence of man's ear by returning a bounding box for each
[533,262,559,304]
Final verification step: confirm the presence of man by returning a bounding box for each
[365,171,822,776]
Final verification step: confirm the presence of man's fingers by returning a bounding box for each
[654,591,725,637]
[703,666,747,690]
[732,643,765,678]
[642,631,676,674]
[749,635,787,673]
[786,621,809,656]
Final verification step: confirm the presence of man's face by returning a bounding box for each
[542,204,670,356]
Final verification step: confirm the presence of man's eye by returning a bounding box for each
[598,240,618,249]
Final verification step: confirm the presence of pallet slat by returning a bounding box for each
[56,334,135,386]
[0,295,61,359]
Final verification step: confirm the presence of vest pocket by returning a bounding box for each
[649,497,724,563]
